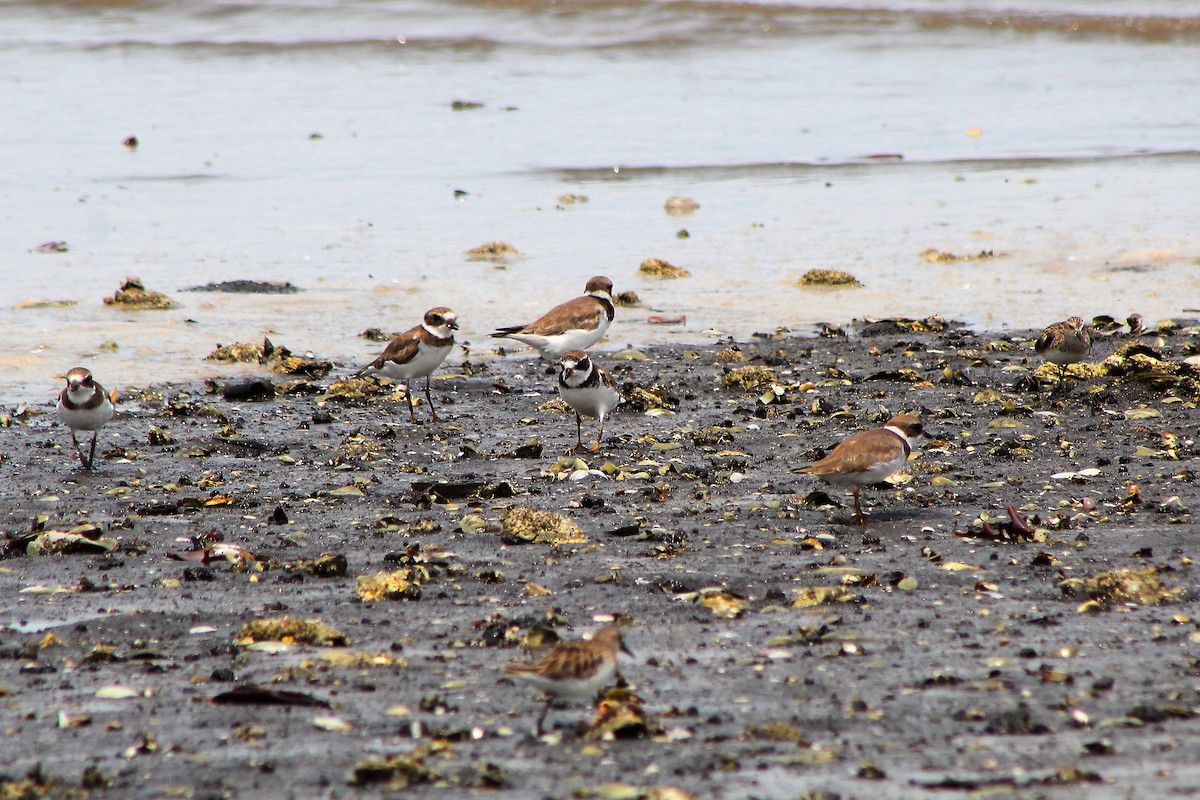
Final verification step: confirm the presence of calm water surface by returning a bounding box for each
[2,0,1198,401]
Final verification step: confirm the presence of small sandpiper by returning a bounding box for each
[1035,316,1091,392]
[504,625,632,736]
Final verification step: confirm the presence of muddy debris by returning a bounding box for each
[920,247,1001,263]
[3,321,1200,799]
[13,298,77,309]
[221,378,276,401]
[205,336,332,378]
[212,685,332,707]
[183,279,301,293]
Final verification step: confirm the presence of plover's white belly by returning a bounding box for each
[374,343,451,382]
[57,401,113,432]
[560,383,620,420]
[514,660,616,701]
[820,452,907,488]
[1042,346,1084,366]
[511,317,610,360]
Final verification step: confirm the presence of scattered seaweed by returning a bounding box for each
[10,523,118,556]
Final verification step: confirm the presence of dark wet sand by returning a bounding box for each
[2,322,1199,799]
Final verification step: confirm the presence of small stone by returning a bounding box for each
[664,196,699,215]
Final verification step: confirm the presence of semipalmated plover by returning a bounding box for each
[1035,316,1091,391]
[799,414,924,526]
[56,367,115,470]
[355,307,457,422]
[558,350,621,453]
[504,625,632,736]
[490,276,615,360]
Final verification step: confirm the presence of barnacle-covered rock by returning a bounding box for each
[797,269,862,287]
[720,364,778,391]
[465,240,520,260]
[237,617,349,646]
[356,569,423,602]
[588,686,657,739]
[104,276,179,310]
[791,586,860,608]
[1060,567,1185,612]
[501,506,587,544]
[639,258,691,278]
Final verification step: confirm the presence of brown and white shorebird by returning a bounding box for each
[504,625,632,736]
[354,307,458,423]
[56,367,116,470]
[1034,315,1091,391]
[489,276,615,361]
[558,350,622,453]
[799,414,925,526]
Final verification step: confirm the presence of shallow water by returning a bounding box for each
[2,0,1198,401]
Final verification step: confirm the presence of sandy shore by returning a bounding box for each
[2,319,1199,799]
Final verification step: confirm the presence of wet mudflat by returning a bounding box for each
[2,320,1199,800]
